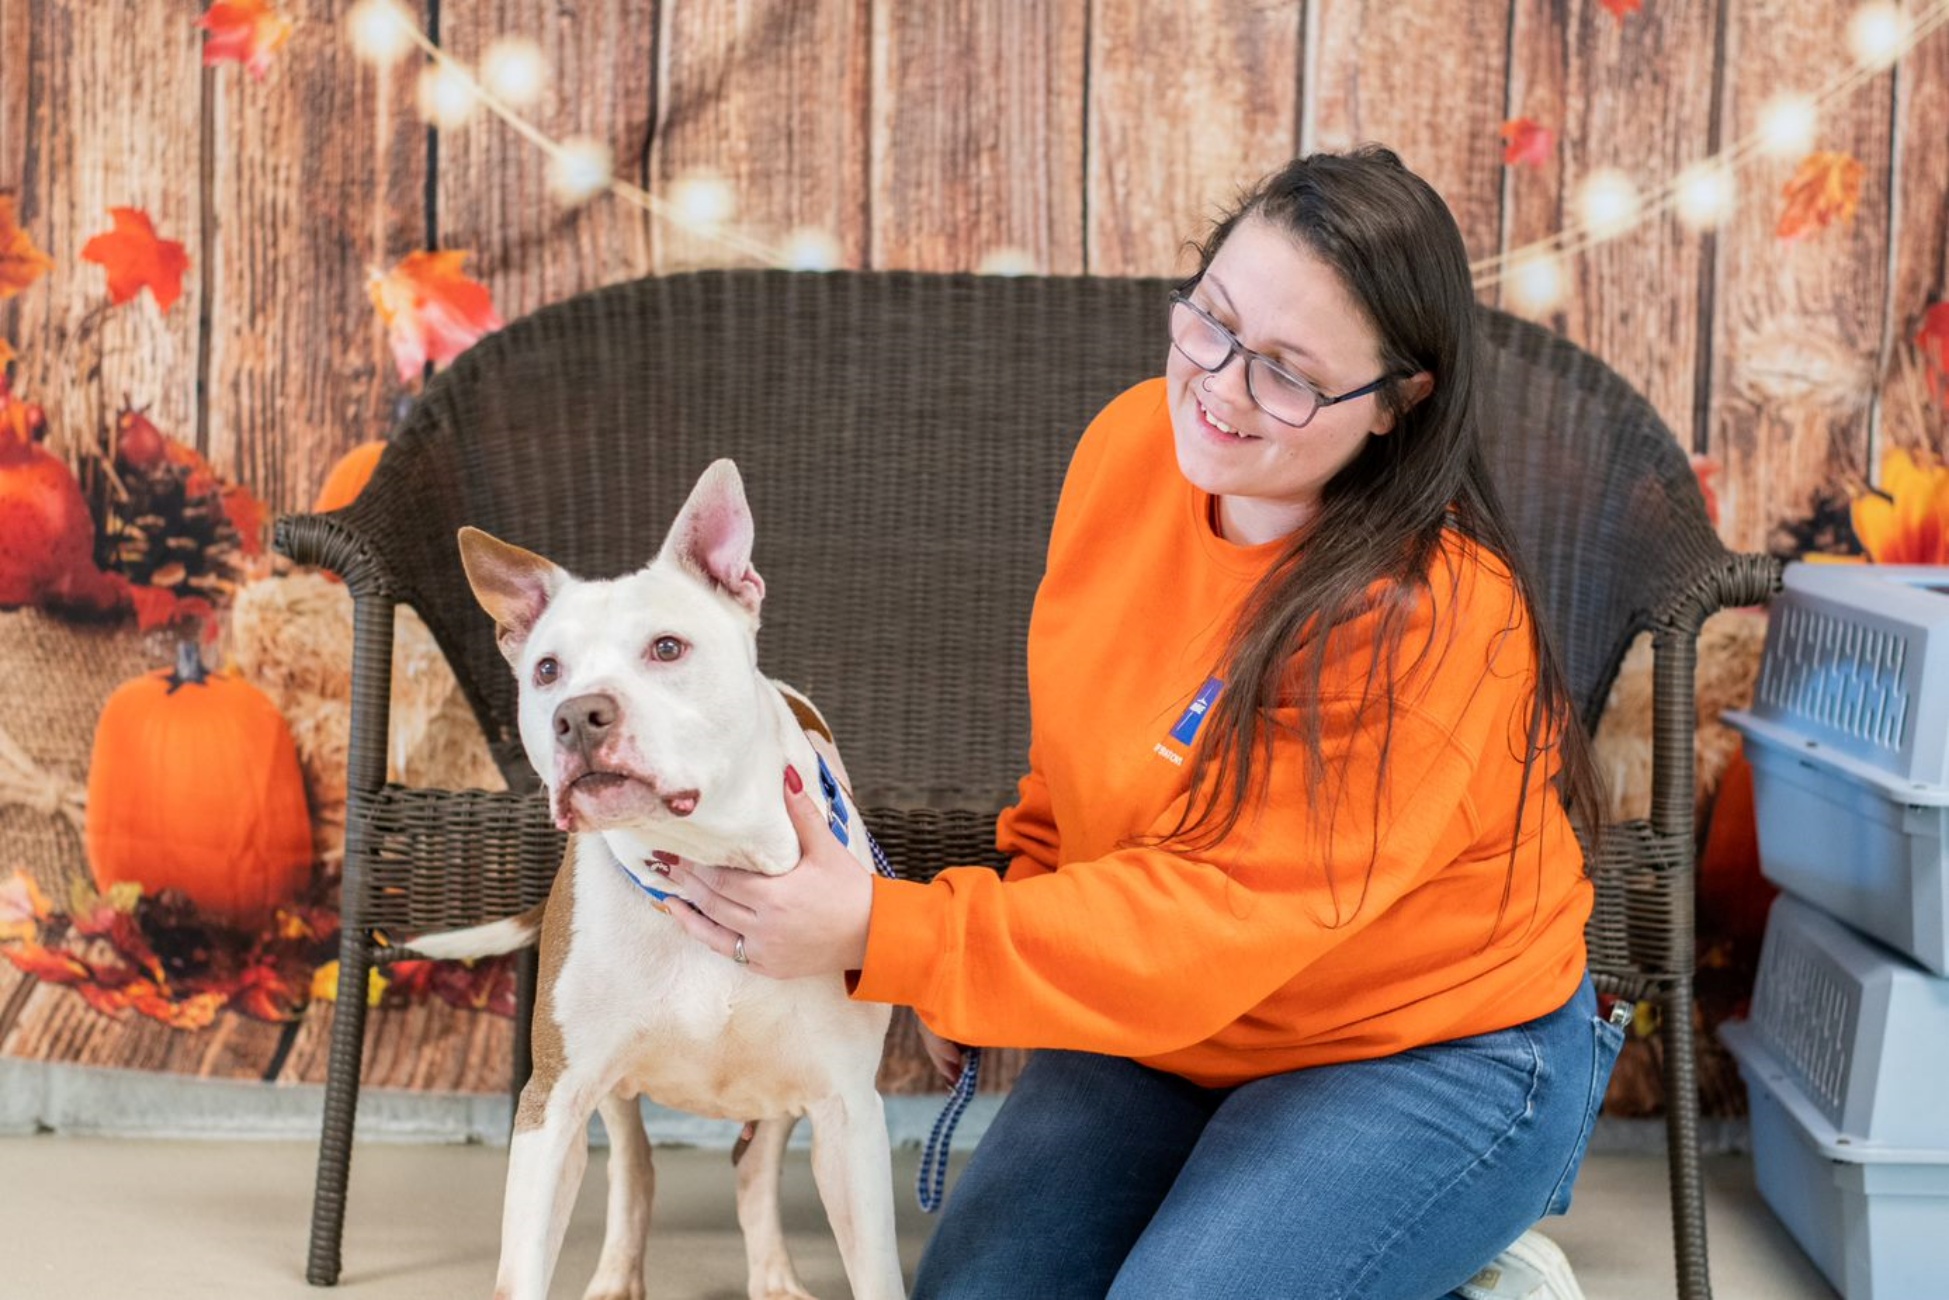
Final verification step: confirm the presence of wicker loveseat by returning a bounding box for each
[276,268,1779,1298]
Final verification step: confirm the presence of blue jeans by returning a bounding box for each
[913,976,1623,1300]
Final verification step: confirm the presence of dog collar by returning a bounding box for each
[618,755,857,905]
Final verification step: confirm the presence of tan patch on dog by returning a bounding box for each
[514,846,576,1133]
[777,686,834,745]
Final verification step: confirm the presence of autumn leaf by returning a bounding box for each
[127,584,181,632]
[5,943,93,984]
[1600,0,1643,20]
[80,207,190,311]
[368,251,503,384]
[0,196,53,299]
[1852,446,1949,564]
[1499,118,1556,168]
[1689,454,1721,529]
[1777,152,1865,242]
[1916,302,1949,405]
[220,484,270,555]
[0,870,52,943]
[197,0,295,80]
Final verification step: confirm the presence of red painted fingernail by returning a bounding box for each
[785,764,803,794]
[650,850,679,866]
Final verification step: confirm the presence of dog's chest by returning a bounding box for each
[549,847,885,1118]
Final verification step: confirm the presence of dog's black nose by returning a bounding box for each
[554,693,620,749]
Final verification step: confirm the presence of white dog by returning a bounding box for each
[411,460,903,1300]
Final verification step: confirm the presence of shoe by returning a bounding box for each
[1456,1229,1587,1300]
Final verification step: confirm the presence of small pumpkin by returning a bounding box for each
[312,439,387,513]
[85,640,315,925]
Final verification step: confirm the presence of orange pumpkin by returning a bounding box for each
[86,641,315,925]
[312,439,387,513]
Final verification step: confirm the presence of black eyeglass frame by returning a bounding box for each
[1167,291,1396,429]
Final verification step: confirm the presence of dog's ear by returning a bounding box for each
[458,527,567,661]
[659,459,765,618]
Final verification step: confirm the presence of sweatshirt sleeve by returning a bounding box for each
[851,636,1510,1057]
[994,737,1060,882]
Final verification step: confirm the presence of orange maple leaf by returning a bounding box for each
[1599,0,1643,20]
[1499,118,1556,168]
[197,0,295,80]
[5,943,93,984]
[0,195,54,299]
[1916,302,1949,405]
[1852,446,1949,564]
[368,251,503,384]
[1777,152,1865,242]
[80,207,190,311]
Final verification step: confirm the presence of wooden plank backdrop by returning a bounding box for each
[3,0,1947,1100]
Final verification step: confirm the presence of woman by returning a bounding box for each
[663,146,1624,1299]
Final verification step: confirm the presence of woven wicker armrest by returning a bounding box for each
[274,510,399,600]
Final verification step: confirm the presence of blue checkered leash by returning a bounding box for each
[618,753,978,1213]
[814,756,979,1214]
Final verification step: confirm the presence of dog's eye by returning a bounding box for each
[534,657,561,685]
[650,637,686,663]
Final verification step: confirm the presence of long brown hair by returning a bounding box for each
[1166,146,1605,927]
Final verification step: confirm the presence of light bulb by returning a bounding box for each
[548,138,614,205]
[782,228,841,271]
[1758,95,1819,159]
[671,174,736,230]
[482,37,546,108]
[977,247,1038,276]
[1506,253,1565,316]
[415,63,478,129]
[1576,170,1641,239]
[1847,3,1910,71]
[1674,162,1736,230]
[347,0,414,65]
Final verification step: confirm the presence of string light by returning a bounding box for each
[1757,94,1820,160]
[346,0,413,65]
[670,174,736,230]
[1849,3,1911,68]
[480,37,546,108]
[1673,161,1737,231]
[345,1,1949,283]
[547,138,614,205]
[1506,252,1566,316]
[416,63,478,129]
[781,228,842,271]
[1577,170,1640,238]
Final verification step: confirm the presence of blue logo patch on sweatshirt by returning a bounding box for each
[1168,676,1225,746]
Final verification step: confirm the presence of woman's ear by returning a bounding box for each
[1373,371,1435,436]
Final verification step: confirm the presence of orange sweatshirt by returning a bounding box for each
[853,379,1593,1087]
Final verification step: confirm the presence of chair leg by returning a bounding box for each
[307,931,374,1286]
[1662,977,1713,1300]
[511,946,538,1113]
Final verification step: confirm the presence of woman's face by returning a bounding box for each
[1167,214,1409,546]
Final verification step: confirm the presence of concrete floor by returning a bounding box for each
[0,1137,1835,1299]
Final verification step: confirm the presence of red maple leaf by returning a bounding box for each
[220,484,270,555]
[0,196,53,299]
[1777,152,1865,242]
[1600,0,1643,20]
[197,0,295,80]
[5,943,93,984]
[80,208,190,311]
[368,251,503,384]
[127,584,181,632]
[1499,118,1556,168]
[1916,302,1949,405]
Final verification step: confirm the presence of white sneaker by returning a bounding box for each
[1456,1229,1587,1300]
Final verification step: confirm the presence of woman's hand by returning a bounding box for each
[916,1020,966,1087]
[659,766,873,980]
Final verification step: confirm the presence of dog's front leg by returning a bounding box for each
[493,1072,603,1300]
[807,1091,906,1300]
[734,1115,815,1300]
[583,1089,655,1300]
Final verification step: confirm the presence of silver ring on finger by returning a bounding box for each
[732,935,749,965]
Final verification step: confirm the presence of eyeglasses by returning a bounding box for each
[1168,292,1393,429]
